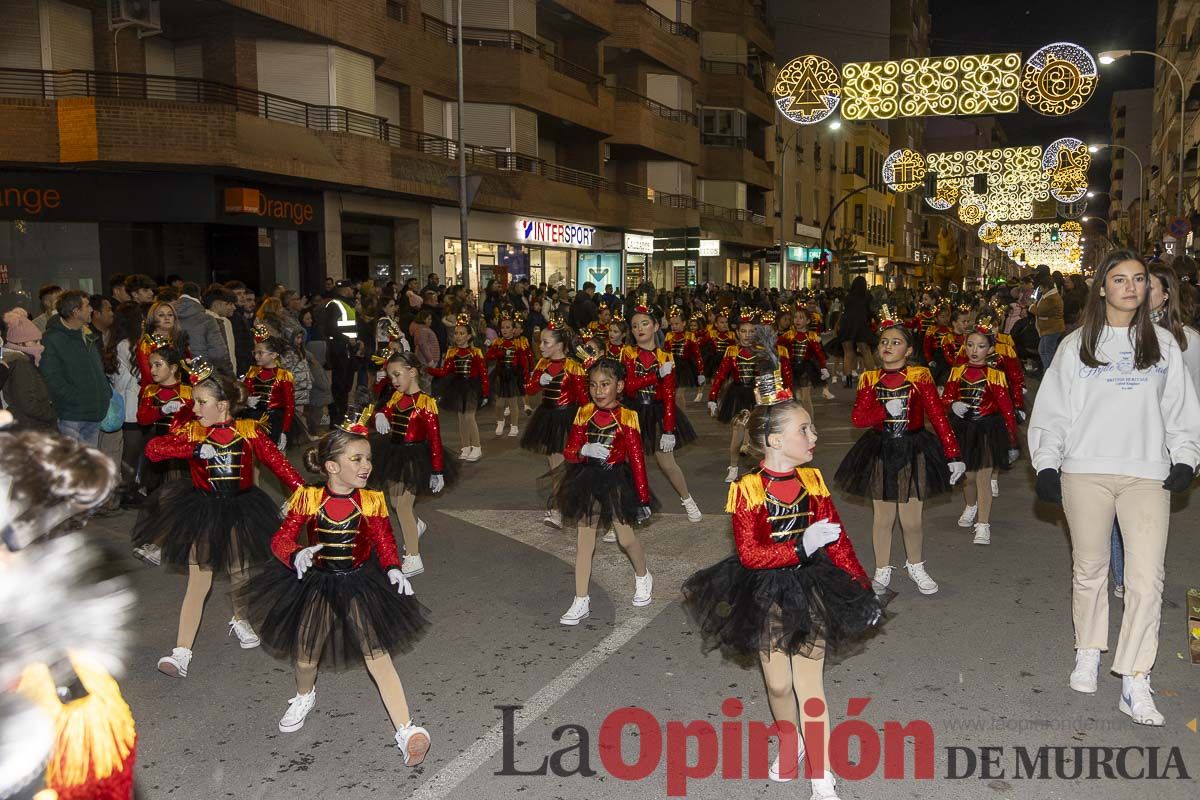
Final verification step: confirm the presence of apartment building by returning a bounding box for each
[0,0,779,296]
[1107,88,1153,252]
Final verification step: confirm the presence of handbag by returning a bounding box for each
[100,386,125,433]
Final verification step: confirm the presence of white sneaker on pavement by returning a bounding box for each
[543,509,562,529]
[494,420,506,436]
[459,446,470,459]
[228,617,260,649]
[463,446,482,462]
[810,770,841,799]
[681,495,702,522]
[1069,648,1101,694]
[693,390,704,403]
[725,465,739,483]
[1119,673,1165,726]
[904,561,938,594]
[133,543,161,566]
[991,478,1000,498]
[278,689,317,732]
[395,721,432,766]
[601,530,617,543]
[972,523,991,545]
[821,387,836,400]
[872,565,893,594]
[401,554,424,577]
[632,572,653,607]
[560,596,590,625]
[957,504,978,527]
[157,647,192,678]
[508,425,519,437]
[768,738,806,782]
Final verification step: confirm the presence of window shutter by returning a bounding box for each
[0,0,42,71]
[43,0,94,72]
[329,46,375,114]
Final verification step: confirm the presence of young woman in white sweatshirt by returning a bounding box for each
[1028,250,1200,727]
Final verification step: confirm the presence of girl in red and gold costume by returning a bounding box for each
[622,300,703,522]
[370,351,452,578]
[135,300,190,387]
[487,309,533,439]
[940,322,1021,545]
[241,415,431,766]
[663,305,705,401]
[554,356,657,626]
[704,307,736,382]
[922,302,953,376]
[427,313,489,462]
[938,305,976,372]
[604,316,628,359]
[520,320,587,528]
[687,311,712,402]
[242,327,295,449]
[684,367,883,796]
[833,312,965,597]
[132,358,304,678]
[778,305,832,418]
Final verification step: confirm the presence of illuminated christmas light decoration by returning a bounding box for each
[978,221,1002,244]
[956,177,987,224]
[773,55,841,124]
[1021,42,1098,117]
[882,148,926,192]
[924,178,960,211]
[1042,137,1090,202]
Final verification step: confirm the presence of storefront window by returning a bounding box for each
[0,221,100,312]
[577,252,621,291]
[624,255,647,290]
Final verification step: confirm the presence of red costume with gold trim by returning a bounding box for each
[941,364,1020,471]
[137,381,194,434]
[709,345,793,420]
[485,336,533,397]
[663,330,704,388]
[242,365,295,439]
[369,390,452,493]
[620,344,698,450]
[520,357,588,455]
[135,333,191,387]
[553,402,657,528]
[779,328,827,387]
[428,346,489,412]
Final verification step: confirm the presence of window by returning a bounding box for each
[854,146,865,177]
[844,142,850,172]
[701,108,746,138]
[854,204,864,233]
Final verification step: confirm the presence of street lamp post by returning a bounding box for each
[776,123,800,291]
[1100,49,1186,221]
[1088,143,1146,253]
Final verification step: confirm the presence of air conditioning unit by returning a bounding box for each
[108,0,161,34]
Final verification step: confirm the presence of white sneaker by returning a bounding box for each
[1119,673,1165,726]
[495,420,506,436]
[395,721,432,766]
[692,390,704,403]
[872,565,893,594]
[991,478,1000,498]
[459,447,470,459]
[543,509,562,529]
[632,571,653,607]
[768,737,806,782]
[1069,648,1101,694]
[133,543,162,566]
[402,554,425,577]
[601,530,617,543]
[810,770,841,799]
[560,595,590,625]
[681,495,702,522]
[508,425,519,437]
[904,561,938,594]
[463,446,482,462]
[228,617,260,649]
[957,504,978,527]
[725,465,739,483]
[157,647,192,678]
[278,689,317,732]
[417,518,427,539]
[822,386,836,400]
[972,522,991,545]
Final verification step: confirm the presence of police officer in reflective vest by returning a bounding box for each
[323,279,361,424]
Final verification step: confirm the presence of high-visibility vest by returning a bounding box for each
[326,298,358,340]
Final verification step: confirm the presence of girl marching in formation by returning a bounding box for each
[427,313,489,462]
[778,304,831,418]
[371,351,452,578]
[242,326,295,449]
[663,305,706,402]
[486,309,532,440]
[687,311,712,402]
[684,361,883,800]
[242,410,432,765]
[834,310,965,595]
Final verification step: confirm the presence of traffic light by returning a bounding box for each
[923,171,939,200]
[973,174,987,194]
[1050,227,1060,242]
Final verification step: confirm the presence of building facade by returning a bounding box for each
[1108,88,1154,252]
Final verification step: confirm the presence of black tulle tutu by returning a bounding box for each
[674,359,700,388]
[702,345,723,378]
[490,363,525,398]
[716,383,757,423]
[682,552,883,660]
[950,414,1013,472]
[367,437,458,493]
[132,480,281,573]
[437,375,484,413]
[792,359,824,388]
[551,461,659,528]
[625,399,698,452]
[833,428,952,502]
[241,560,429,669]
[520,403,577,455]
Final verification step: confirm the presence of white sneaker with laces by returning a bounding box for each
[972,522,991,545]
[560,595,590,625]
[725,465,739,483]
[904,561,938,594]
[872,565,893,593]
[395,721,431,766]
[401,554,424,577]
[157,647,192,678]
[693,389,704,403]
[1120,673,1165,726]
[228,617,260,649]
[821,387,836,400]
[543,509,562,529]
[417,518,427,539]
[681,495,702,522]
[463,446,482,462]
[133,543,162,566]
[1069,647,1100,694]
[632,572,653,607]
[508,425,520,437]
[810,770,841,799]
[601,530,617,543]
[459,446,470,459]
[278,689,317,732]
[768,738,806,782]
[495,420,506,436]
[991,478,1000,498]
[957,504,978,527]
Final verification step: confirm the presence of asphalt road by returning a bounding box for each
[87,381,1200,800]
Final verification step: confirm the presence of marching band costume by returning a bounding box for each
[553,401,656,529]
[427,342,489,413]
[369,389,454,493]
[709,315,794,423]
[485,322,533,401]
[242,363,295,445]
[664,316,705,390]
[620,343,698,452]
[941,363,1019,472]
[520,350,588,455]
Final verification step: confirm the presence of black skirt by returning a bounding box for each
[950,414,1013,472]
[241,559,429,669]
[833,428,952,502]
[792,359,825,389]
[716,383,757,423]
[520,403,577,455]
[702,345,723,379]
[437,375,484,413]
[625,399,698,453]
[551,460,659,529]
[132,480,282,573]
[490,363,525,398]
[674,359,700,388]
[368,437,458,494]
[682,552,883,660]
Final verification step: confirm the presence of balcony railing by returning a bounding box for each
[613,87,696,126]
[702,133,746,148]
[701,58,746,76]
[616,0,699,42]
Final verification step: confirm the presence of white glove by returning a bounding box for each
[1016,409,1027,423]
[820,368,830,380]
[658,360,674,378]
[579,442,611,460]
[884,398,904,417]
[801,518,842,557]
[277,433,287,450]
[707,400,718,416]
[948,461,966,484]
[375,414,391,435]
[387,568,415,596]
[246,395,262,408]
[198,443,217,460]
[539,372,553,386]
[293,544,323,579]
[1007,448,1021,465]
[659,433,676,453]
[376,370,386,382]
[429,473,444,493]
[635,505,653,523]
[697,374,706,385]
[161,400,183,415]
[951,401,969,418]
[480,396,489,408]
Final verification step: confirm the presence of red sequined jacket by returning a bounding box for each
[907,310,936,333]
[779,329,827,369]
[242,366,296,433]
[563,402,651,504]
[940,365,1019,448]
[135,333,191,387]
[949,338,1025,410]
[663,331,704,375]
[137,381,194,432]
[709,345,794,399]
[526,357,588,407]
[271,486,401,571]
[725,468,869,585]
[144,418,303,493]
[851,366,961,458]
[621,345,680,433]
[485,337,533,381]
[375,391,446,474]
[428,346,490,398]
[923,325,953,362]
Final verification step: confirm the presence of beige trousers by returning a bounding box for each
[1061,473,1170,675]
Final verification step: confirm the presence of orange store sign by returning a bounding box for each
[0,186,62,216]
[224,187,314,227]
